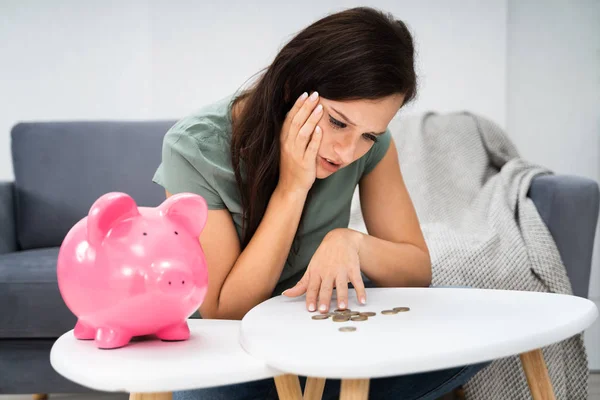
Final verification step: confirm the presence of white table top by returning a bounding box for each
[239,287,598,379]
[50,319,281,393]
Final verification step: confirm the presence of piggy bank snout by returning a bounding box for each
[157,267,195,296]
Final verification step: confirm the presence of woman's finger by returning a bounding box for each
[305,271,321,312]
[281,92,309,142]
[294,104,323,156]
[317,275,335,313]
[335,274,349,310]
[348,268,367,305]
[282,271,309,297]
[288,91,320,144]
[303,125,322,163]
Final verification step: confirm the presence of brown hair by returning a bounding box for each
[230,6,417,250]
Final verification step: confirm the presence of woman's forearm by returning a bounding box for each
[216,187,307,319]
[344,228,432,288]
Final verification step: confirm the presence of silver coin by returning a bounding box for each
[360,312,376,317]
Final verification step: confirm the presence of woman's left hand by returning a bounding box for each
[282,228,366,313]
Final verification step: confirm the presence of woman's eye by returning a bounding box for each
[363,134,378,143]
[329,114,377,143]
[328,116,346,129]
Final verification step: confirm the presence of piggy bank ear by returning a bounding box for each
[159,193,208,237]
[87,192,140,246]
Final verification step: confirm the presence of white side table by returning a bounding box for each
[240,287,599,400]
[50,319,287,400]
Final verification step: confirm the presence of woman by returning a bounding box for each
[153,6,489,399]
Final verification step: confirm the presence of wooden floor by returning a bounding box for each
[0,373,599,400]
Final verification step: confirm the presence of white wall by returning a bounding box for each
[0,0,507,181]
[506,0,600,297]
[1,0,598,369]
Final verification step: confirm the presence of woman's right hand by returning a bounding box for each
[278,91,324,195]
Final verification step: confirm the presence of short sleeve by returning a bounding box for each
[362,128,392,176]
[152,128,226,210]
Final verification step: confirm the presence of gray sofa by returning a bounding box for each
[0,121,598,395]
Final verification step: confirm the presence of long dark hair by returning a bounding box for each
[230,6,417,250]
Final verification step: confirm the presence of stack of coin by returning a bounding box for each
[381,306,411,315]
[312,307,410,332]
[310,306,411,332]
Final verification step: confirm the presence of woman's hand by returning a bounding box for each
[278,91,323,195]
[282,229,367,313]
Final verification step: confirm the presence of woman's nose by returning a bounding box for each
[333,139,356,165]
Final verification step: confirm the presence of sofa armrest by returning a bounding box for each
[0,180,17,254]
[528,174,600,298]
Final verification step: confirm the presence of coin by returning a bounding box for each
[393,307,410,312]
[350,311,361,316]
[335,312,352,317]
[339,326,356,332]
[334,308,348,312]
[360,312,376,317]
[311,314,330,320]
[332,315,351,322]
[381,309,397,315]
[351,315,368,322]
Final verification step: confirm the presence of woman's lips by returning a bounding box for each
[319,156,341,172]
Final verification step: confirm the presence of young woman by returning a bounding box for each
[153,6,489,399]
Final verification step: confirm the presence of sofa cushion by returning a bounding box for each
[11,120,176,250]
[0,247,76,338]
[0,339,95,393]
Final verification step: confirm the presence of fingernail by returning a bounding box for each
[281,289,288,295]
[299,92,308,100]
[339,301,346,309]
[309,303,316,312]
[319,304,327,312]
[315,126,321,134]
[360,297,366,304]
[314,104,323,114]
[310,91,319,101]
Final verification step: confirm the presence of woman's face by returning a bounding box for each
[314,93,405,179]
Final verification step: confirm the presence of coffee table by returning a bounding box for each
[50,319,292,400]
[239,287,599,400]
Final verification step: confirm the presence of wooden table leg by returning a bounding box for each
[129,393,172,400]
[304,377,326,399]
[274,374,303,400]
[519,349,556,400]
[340,379,370,400]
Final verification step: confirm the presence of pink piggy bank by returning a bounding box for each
[57,192,209,349]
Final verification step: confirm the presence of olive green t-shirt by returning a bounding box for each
[152,93,391,296]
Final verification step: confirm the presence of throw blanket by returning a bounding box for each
[348,112,589,399]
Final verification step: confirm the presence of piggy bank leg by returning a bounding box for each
[156,321,191,341]
[95,327,133,349]
[73,320,96,340]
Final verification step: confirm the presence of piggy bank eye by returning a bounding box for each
[174,231,179,235]
[143,232,147,236]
